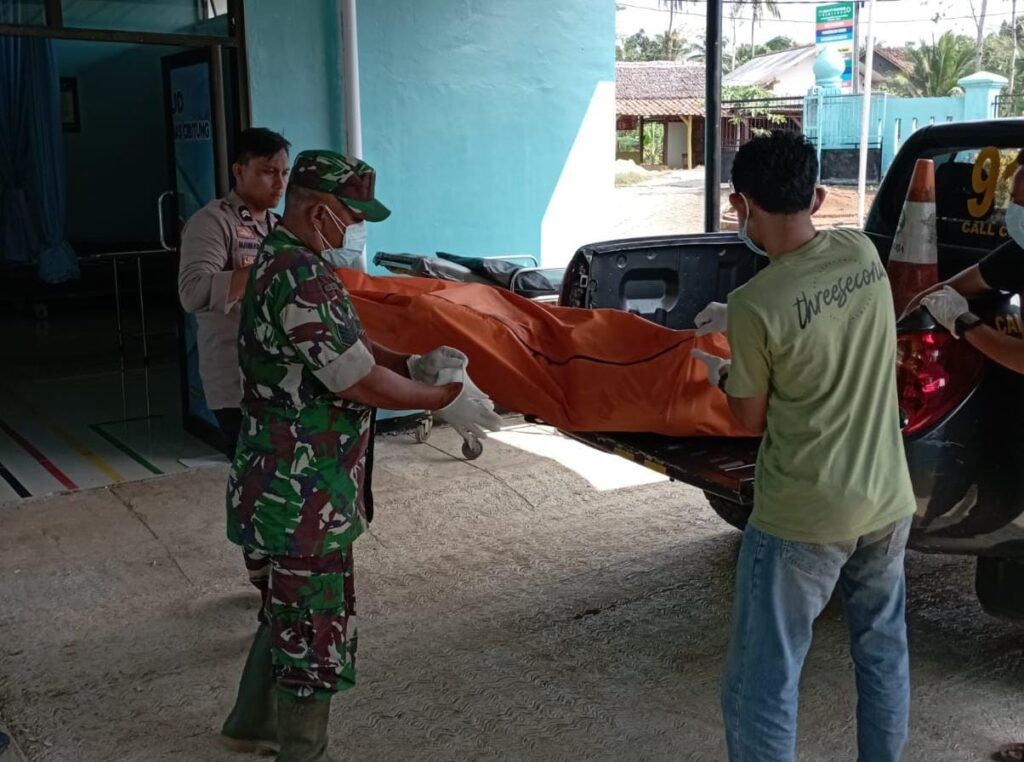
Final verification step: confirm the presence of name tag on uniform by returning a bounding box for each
[235,225,261,267]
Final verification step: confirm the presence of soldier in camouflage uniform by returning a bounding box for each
[220,150,502,761]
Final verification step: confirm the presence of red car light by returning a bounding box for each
[897,330,985,436]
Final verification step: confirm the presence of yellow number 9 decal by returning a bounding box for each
[968,146,1001,219]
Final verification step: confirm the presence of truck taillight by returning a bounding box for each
[897,330,984,436]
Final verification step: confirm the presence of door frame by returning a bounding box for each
[2,2,253,449]
[0,0,251,130]
[162,46,243,448]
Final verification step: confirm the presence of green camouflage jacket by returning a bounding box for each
[226,226,375,557]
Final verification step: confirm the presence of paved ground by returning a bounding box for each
[608,169,875,240]
[1,422,1022,762]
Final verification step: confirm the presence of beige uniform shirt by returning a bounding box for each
[177,191,276,410]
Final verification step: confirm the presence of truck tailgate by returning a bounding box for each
[558,429,760,504]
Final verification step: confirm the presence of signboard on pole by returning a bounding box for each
[816,2,855,91]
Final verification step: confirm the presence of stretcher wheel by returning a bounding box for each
[461,439,484,460]
[415,418,432,444]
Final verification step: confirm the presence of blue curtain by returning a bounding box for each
[0,34,37,267]
[0,32,78,283]
[26,38,78,284]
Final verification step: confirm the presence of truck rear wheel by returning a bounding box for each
[703,492,751,532]
[975,557,1024,621]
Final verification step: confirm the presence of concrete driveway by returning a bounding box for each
[0,422,1021,761]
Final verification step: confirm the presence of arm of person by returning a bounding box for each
[228,265,253,303]
[907,241,1024,314]
[368,340,412,377]
[904,266,991,315]
[727,394,768,435]
[341,366,457,409]
[965,325,1024,374]
[178,209,244,314]
[723,298,770,435]
[279,270,454,412]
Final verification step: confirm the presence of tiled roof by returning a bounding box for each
[873,46,913,74]
[616,97,704,117]
[616,61,706,98]
[615,62,706,117]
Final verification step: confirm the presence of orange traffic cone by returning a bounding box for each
[887,159,939,316]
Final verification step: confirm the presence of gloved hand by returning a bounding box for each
[407,346,468,384]
[922,286,970,338]
[695,301,728,336]
[691,349,731,388]
[434,368,503,442]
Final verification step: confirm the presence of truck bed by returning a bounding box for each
[558,429,759,503]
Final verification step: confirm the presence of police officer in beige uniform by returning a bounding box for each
[178,128,291,457]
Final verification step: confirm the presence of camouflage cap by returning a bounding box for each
[290,150,391,222]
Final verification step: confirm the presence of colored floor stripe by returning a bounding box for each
[0,386,126,485]
[60,431,125,484]
[88,424,163,476]
[0,419,78,491]
[0,458,30,498]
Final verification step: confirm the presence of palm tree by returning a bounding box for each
[658,0,692,61]
[894,33,977,97]
[731,0,781,64]
[682,34,707,63]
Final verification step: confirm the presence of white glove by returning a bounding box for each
[407,346,468,384]
[434,368,503,442]
[691,349,731,388]
[921,286,970,338]
[695,301,728,336]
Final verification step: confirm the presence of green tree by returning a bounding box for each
[982,18,1024,91]
[893,32,976,97]
[730,0,782,69]
[617,29,667,61]
[730,35,799,71]
[723,84,786,137]
[681,35,708,63]
[659,0,693,62]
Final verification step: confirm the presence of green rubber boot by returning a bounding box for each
[274,693,335,762]
[221,623,279,755]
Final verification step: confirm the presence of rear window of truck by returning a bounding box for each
[930,147,1022,251]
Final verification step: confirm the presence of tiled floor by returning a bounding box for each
[0,301,220,500]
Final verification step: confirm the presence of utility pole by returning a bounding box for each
[705,0,723,231]
[1012,0,1018,96]
[852,1,861,94]
[857,0,877,226]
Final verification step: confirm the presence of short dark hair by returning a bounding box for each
[731,130,818,214]
[234,128,291,164]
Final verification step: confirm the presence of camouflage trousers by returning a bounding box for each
[242,547,271,623]
[254,547,358,701]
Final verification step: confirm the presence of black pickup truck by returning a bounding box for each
[559,120,1024,619]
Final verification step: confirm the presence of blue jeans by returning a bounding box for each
[721,517,912,762]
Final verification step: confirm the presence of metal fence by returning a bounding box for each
[994,94,1024,118]
[721,96,805,150]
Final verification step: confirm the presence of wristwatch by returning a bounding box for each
[955,312,984,336]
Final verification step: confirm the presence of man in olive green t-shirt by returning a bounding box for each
[692,131,915,762]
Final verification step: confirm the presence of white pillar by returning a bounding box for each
[856,0,876,226]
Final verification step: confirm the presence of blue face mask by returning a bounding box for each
[737,193,768,258]
[1006,202,1024,248]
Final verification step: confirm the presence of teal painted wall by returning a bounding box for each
[244,0,344,160]
[805,76,1006,178]
[357,0,615,268]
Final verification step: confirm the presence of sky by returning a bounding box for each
[616,0,1016,50]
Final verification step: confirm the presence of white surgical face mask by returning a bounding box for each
[1006,202,1024,248]
[316,206,367,269]
[737,193,768,258]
